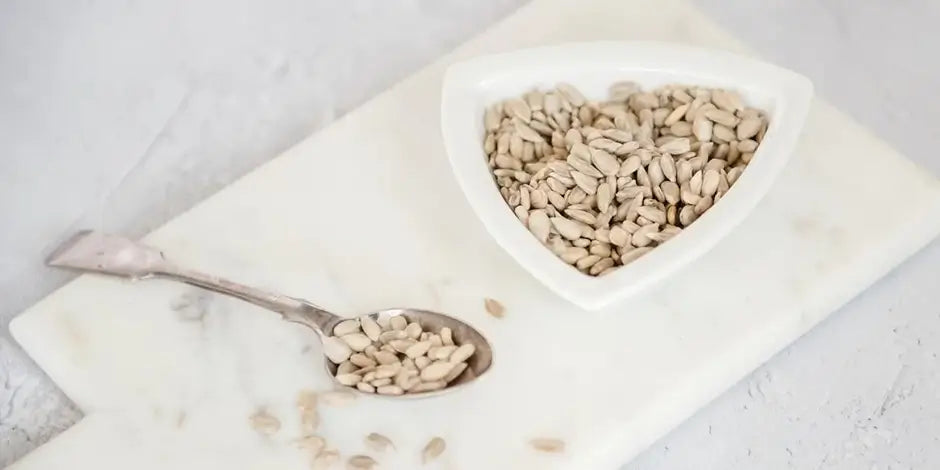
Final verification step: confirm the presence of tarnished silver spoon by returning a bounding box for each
[45,231,493,398]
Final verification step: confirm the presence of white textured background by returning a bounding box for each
[1,0,938,468]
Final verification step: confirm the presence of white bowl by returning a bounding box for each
[440,41,812,310]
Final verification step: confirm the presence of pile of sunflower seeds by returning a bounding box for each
[322,315,475,395]
[482,82,767,275]
[250,391,449,469]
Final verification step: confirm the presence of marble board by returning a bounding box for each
[8,0,940,468]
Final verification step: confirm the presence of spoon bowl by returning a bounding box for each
[322,308,493,397]
[46,231,493,398]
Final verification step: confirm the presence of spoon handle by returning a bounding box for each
[46,231,339,335]
[157,267,336,333]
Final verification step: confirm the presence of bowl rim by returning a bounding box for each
[440,41,813,310]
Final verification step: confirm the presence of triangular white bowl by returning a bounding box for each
[441,41,812,310]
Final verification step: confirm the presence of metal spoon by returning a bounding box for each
[45,231,493,398]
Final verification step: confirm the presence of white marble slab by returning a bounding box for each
[7,0,940,468]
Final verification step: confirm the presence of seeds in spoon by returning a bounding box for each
[450,344,476,364]
[440,327,454,346]
[324,313,477,395]
[335,373,361,386]
[360,316,382,341]
[444,362,468,383]
[374,363,401,379]
[395,368,419,390]
[350,353,376,368]
[323,336,352,363]
[420,361,454,382]
[332,319,360,336]
[373,350,399,365]
[387,315,407,331]
[341,333,372,352]
[379,330,406,343]
[389,339,416,353]
[428,345,456,361]
[337,361,358,375]
[410,381,446,393]
[405,341,432,358]
[404,322,423,340]
[377,385,404,396]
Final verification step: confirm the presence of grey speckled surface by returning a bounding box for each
[1,0,938,468]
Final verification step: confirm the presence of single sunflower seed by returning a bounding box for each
[347,455,378,470]
[422,437,447,464]
[365,432,396,453]
[530,438,566,453]
[484,298,505,318]
[313,449,340,470]
[249,409,280,436]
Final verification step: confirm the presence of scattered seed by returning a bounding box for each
[484,298,505,318]
[422,437,447,464]
[313,449,340,470]
[365,432,396,453]
[530,438,565,453]
[347,454,378,470]
[296,434,326,454]
[249,409,280,436]
[297,389,318,411]
[297,390,319,432]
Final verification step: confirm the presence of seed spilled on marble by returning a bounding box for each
[325,315,475,395]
